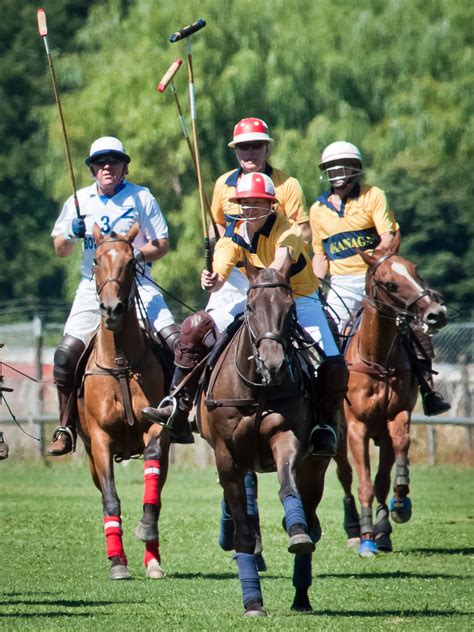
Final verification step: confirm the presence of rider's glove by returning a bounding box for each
[66,216,86,241]
[133,248,145,263]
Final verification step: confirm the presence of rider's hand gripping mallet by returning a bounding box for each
[157,58,217,237]
[37,8,82,221]
[169,19,212,272]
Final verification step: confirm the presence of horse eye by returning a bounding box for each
[385,282,397,292]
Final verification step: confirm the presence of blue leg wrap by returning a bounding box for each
[283,494,308,533]
[244,471,258,516]
[234,553,262,607]
[219,498,234,551]
[293,553,312,589]
[358,539,379,556]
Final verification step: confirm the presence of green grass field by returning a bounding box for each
[1,459,472,631]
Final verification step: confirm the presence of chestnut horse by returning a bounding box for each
[78,223,170,579]
[200,267,330,616]
[335,239,447,556]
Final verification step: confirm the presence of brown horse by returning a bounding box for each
[200,266,330,616]
[78,223,170,579]
[335,238,447,556]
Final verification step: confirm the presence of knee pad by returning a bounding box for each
[53,335,85,389]
[175,311,217,369]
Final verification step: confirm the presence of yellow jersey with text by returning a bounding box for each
[213,212,317,297]
[211,164,308,228]
[310,183,398,276]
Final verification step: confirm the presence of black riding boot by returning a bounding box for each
[309,355,349,457]
[418,359,450,416]
[143,366,195,444]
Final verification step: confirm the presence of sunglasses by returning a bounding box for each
[236,142,266,151]
[92,156,122,166]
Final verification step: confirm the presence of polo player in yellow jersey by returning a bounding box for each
[310,141,449,416]
[145,172,348,457]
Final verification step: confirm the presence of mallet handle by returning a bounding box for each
[169,19,206,43]
[157,58,183,93]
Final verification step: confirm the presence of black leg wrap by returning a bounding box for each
[374,503,392,536]
[343,495,361,538]
[359,506,374,535]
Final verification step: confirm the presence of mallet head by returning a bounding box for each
[169,18,206,43]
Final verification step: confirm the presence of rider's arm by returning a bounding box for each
[378,229,400,250]
[135,238,169,263]
[201,269,225,293]
[53,235,76,257]
[312,253,329,279]
[270,246,294,273]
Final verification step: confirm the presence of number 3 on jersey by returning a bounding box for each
[100,215,111,234]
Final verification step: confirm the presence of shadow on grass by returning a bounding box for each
[0,599,133,608]
[317,571,470,580]
[400,547,474,556]
[306,609,471,618]
[0,612,98,619]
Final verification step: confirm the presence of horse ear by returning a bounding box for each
[388,230,401,254]
[126,222,140,243]
[92,223,104,244]
[356,248,377,267]
[244,256,259,283]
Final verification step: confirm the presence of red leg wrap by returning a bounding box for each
[103,516,127,563]
[143,459,161,506]
[144,540,161,566]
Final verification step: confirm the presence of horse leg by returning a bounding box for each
[289,455,330,613]
[373,434,395,551]
[87,435,131,580]
[216,444,266,617]
[272,431,315,555]
[134,430,168,579]
[387,412,412,523]
[219,471,266,570]
[334,424,360,547]
[347,419,378,557]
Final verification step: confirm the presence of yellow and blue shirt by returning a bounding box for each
[211,164,308,228]
[310,183,398,276]
[213,212,317,297]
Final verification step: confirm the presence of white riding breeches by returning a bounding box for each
[325,274,366,333]
[64,275,175,344]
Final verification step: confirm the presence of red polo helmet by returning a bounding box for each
[229,172,277,202]
[228,117,273,148]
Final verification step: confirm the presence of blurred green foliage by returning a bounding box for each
[1,0,472,321]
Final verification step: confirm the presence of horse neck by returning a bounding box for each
[235,325,261,390]
[96,309,145,366]
[356,299,402,364]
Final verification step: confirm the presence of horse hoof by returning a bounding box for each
[134,521,158,542]
[109,564,132,580]
[146,558,165,579]
[347,537,361,548]
[291,602,312,613]
[288,533,315,554]
[255,553,267,573]
[291,592,312,612]
[244,601,267,617]
[358,539,379,558]
[390,496,412,524]
[375,533,393,552]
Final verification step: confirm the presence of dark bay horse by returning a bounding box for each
[78,223,170,579]
[335,239,447,556]
[200,266,330,616]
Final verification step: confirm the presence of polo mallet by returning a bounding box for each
[37,8,81,220]
[157,58,217,238]
[169,19,212,271]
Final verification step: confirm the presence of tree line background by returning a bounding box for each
[1,0,472,324]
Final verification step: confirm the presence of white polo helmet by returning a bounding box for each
[85,136,131,165]
[228,117,273,148]
[319,141,363,170]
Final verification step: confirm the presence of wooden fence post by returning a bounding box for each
[33,314,45,457]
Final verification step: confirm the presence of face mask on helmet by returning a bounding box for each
[320,160,363,187]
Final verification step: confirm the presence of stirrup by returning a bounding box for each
[51,426,76,453]
[148,396,178,428]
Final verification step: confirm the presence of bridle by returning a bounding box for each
[94,237,137,310]
[366,253,443,325]
[239,280,296,386]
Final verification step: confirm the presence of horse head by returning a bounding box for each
[93,223,140,331]
[245,261,296,387]
[359,238,447,333]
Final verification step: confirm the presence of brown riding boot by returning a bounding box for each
[46,391,77,456]
[410,333,450,416]
[309,355,349,457]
